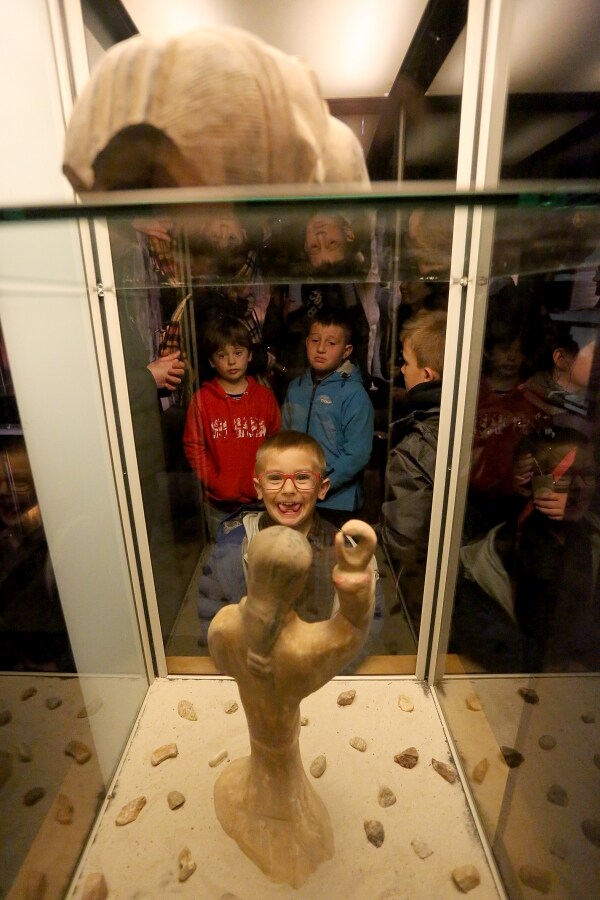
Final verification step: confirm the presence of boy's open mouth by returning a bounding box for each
[277,502,302,515]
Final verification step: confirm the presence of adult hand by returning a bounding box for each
[147,351,185,390]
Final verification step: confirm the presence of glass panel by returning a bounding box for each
[0,218,148,898]
[438,195,600,897]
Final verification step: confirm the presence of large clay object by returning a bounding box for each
[63,27,368,192]
[208,521,376,889]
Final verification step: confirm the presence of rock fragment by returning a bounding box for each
[594,753,600,771]
[501,746,524,768]
[546,784,568,807]
[394,747,418,769]
[77,698,103,719]
[300,716,309,726]
[24,787,45,807]
[310,755,326,778]
[18,742,33,763]
[398,694,414,712]
[411,839,433,859]
[81,872,108,900]
[22,870,47,900]
[581,711,595,724]
[432,758,457,784]
[465,694,482,711]
[0,751,13,789]
[224,700,238,714]
[65,740,92,765]
[378,786,396,808]
[472,758,489,784]
[168,790,185,810]
[452,865,481,893]
[208,750,228,768]
[538,734,556,751]
[0,707,12,727]
[21,687,37,701]
[364,819,384,848]
[518,865,552,894]
[178,847,197,882]
[178,700,197,721]
[549,836,568,860]
[337,690,356,706]
[55,793,74,824]
[115,795,146,826]
[582,818,600,848]
[151,743,178,766]
[518,687,540,704]
[350,736,367,752]
[45,697,62,710]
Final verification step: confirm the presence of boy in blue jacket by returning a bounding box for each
[282,308,374,526]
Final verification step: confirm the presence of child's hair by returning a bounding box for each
[400,309,447,376]
[203,315,252,357]
[309,306,353,344]
[254,430,327,476]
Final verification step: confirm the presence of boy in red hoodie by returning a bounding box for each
[184,316,280,538]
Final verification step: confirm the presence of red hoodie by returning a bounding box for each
[183,376,280,503]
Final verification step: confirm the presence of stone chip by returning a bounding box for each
[22,870,47,900]
[472,758,489,784]
[501,746,524,768]
[394,747,419,769]
[452,865,481,893]
[21,687,37,701]
[18,742,33,763]
[518,687,540,704]
[378,786,396,808]
[77,698,103,718]
[65,741,92,765]
[115,795,146,826]
[55,793,74,824]
[465,693,482,711]
[350,736,367,752]
[582,818,600,848]
[538,734,556,751]
[411,839,433,859]
[364,819,384,848]
[0,707,12,727]
[168,790,186,809]
[310,755,326,778]
[81,872,108,900]
[224,700,238,714]
[24,787,45,807]
[581,711,595,724]
[546,784,568,806]
[398,694,414,712]
[518,865,552,894]
[178,700,197,721]
[178,847,197,882]
[45,697,62,710]
[337,690,356,706]
[151,743,178,766]
[432,758,457,784]
[208,750,228,768]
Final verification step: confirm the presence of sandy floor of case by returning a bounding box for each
[438,675,600,900]
[68,677,501,900]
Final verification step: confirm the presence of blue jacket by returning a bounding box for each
[282,361,374,511]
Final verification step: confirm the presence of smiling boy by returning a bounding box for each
[282,308,374,526]
[183,315,280,538]
[196,430,382,648]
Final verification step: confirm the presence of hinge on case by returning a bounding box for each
[96,283,104,299]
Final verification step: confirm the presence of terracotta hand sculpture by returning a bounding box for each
[207,520,376,889]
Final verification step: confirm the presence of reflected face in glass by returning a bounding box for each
[486,339,524,380]
[202,212,246,250]
[305,323,352,377]
[210,344,251,389]
[253,447,329,536]
[401,339,428,391]
[304,214,352,267]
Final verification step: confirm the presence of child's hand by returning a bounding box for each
[533,489,568,521]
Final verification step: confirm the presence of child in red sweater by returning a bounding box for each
[184,316,280,538]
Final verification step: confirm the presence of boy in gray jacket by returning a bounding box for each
[381,310,447,627]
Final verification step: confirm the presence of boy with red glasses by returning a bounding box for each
[196,430,382,658]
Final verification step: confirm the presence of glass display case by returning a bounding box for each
[1,184,599,897]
